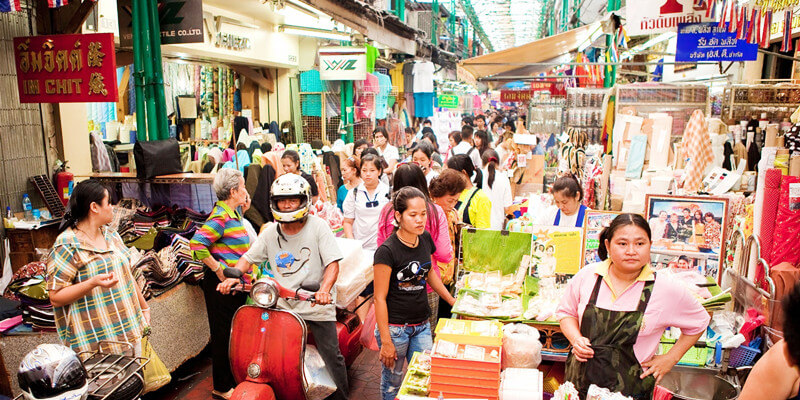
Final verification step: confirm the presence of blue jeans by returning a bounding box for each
[375,322,433,400]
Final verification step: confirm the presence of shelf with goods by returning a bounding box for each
[566,88,610,144]
[526,96,566,138]
[615,83,710,138]
[721,83,800,123]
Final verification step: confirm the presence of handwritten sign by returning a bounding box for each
[13,33,118,103]
[676,22,758,62]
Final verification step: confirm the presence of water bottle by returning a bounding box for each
[22,194,32,221]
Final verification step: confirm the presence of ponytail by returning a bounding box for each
[481,149,501,189]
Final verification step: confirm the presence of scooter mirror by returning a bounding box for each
[223,268,244,279]
[300,279,320,292]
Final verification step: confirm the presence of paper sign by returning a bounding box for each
[626,0,713,36]
[529,226,583,276]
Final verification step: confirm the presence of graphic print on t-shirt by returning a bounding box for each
[395,260,431,291]
[274,247,312,276]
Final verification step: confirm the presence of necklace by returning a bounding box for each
[397,232,419,248]
[75,226,104,246]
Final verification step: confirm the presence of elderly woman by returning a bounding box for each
[190,168,251,400]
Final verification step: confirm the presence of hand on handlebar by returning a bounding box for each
[217,278,241,295]
[311,291,331,307]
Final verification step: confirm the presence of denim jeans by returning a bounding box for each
[375,322,433,400]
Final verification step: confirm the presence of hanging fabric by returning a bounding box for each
[718,0,728,28]
[728,3,737,33]
[737,5,747,40]
[706,0,716,18]
[0,0,21,12]
[782,10,794,52]
[761,11,773,49]
[748,8,759,44]
[47,0,69,7]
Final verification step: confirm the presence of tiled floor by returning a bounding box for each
[143,346,383,400]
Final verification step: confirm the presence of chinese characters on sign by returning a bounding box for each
[676,23,758,62]
[13,33,118,103]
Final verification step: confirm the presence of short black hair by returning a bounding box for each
[461,116,473,126]
[461,125,474,140]
[475,115,486,122]
[423,119,432,125]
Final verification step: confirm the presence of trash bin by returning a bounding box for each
[657,368,739,400]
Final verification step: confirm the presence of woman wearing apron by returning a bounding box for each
[556,214,710,399]
[536,174,589,228]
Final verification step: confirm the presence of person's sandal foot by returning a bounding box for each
[211,389,234,399]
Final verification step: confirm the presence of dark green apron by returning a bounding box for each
[565,274,656,400]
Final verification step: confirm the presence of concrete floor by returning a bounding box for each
[143,346,382,400]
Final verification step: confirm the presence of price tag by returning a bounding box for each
[790,182,800,211]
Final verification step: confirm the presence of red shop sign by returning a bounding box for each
[530,81,566,96]
[500,90,533,103]
[13,33,118,103]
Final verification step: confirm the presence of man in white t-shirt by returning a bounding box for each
[372,127,400,174]
[450,125,482,169]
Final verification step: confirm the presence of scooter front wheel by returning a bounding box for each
[231,381,277,400]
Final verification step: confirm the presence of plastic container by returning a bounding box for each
[22,194,32,221]
[728,344,761,368]
[659,340,716,367]
[435,319,504,347]
[657,368,739,400]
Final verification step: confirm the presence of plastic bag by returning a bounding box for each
[359,304,379,351]
[501,323,542,369]
[141,335,171,393]
[303,345,337,400]
[333,238,373,308]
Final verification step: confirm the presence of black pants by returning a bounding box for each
[306,320,349,400]
[201,268,246,392]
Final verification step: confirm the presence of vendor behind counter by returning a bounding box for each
[535,174,589,228]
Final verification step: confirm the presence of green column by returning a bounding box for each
[341,81,354,143]
[131,0,148,141]
[145,0,169,140]
[394,0,405,22]
[604,0,620,88]
[449,0,456,52]
[432,0,438,46]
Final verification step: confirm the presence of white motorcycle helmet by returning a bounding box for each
[270,173,311,223]
[18,344,88,400]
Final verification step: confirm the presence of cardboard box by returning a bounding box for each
[434,319,503,347]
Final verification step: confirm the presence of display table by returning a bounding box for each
[0,283,209,397]
[80,172,215,185]
[77,172,217,212]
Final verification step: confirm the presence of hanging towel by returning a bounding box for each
[222,148,235,163]
[681,110,713,193]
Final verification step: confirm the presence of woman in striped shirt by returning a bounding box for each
[190,168,251,400]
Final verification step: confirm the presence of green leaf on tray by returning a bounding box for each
[461,229,533,276]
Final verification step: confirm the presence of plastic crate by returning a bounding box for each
[729,345,761,368]
[659,340,715,367]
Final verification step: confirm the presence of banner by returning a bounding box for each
[319,47,367,81]
[118,0,204,47]
[530,81,566,96]
[13,33,118,103]
[626,0,713,36]
[500,90,534,103]
[437,94,459,108]
[676,22,758,62]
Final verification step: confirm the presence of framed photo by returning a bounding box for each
[645,195,729,281]
[581,210,625,267]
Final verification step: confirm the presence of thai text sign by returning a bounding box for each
[626,0,713,36]
[437,94,459,108]
[676,23,758,62]
[319,47,367,81]
[530,81,566,96]
[500,90,533,103]
[13,33,118,103]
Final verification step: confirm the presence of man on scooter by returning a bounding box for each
[219,173,349,400]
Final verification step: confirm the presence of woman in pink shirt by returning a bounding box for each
[376,163,452,329]
[557,214,709,400]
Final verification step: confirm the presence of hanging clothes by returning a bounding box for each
[355,73,379,120]
[412,61,435,93]
[251,163,278,225]
[402,62,415,93]
[680,110,713,193]
[375,72,392,120]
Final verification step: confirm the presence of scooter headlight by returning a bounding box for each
[250,279,279,308]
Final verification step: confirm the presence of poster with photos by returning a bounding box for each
[581,210,625,266]
[528,225,583,276]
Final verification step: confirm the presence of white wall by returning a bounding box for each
[58,104,93,177]
[258,69,294,124]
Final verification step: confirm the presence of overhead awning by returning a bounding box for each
[460,21,604,79]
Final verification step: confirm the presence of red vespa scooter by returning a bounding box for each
[223,268,363,400]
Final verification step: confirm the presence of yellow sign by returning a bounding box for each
[530,226,584,276]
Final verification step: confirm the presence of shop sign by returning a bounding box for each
[215,32,251,50]
[437,94,459,108]
[117,0,204,47]
[500,90,534,103]
[530,81,566,96]
[676,22,758,62]
[626,0,713,36]
[13,33,118,104]
[318,47,366,81]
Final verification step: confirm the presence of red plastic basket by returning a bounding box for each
[728,345,761,368]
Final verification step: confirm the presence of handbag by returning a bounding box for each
[140,334,171,393]
[134,138,182,179]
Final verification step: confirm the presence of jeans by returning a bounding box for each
[375,322,433,400]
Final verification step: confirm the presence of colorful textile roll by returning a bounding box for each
[770,175,800,265]
[760,168,782,264]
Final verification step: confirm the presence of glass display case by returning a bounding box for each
[721,84,800,123]
[566,88,609,144]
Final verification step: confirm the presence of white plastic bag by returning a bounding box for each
[0,239,11,294]
[333,238,374,308]
[501,323,542,369]
[303,345,337,400]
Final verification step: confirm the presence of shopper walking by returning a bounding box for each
[373,127,400,175]
[446,154,492,229]
[374,187,456,400]
[411,142,439,184]
[376,163,452,329]
[190,168,251,400]
[337,156,361,212]
[281,150,319,204]
[47,180,149,356]
[481,149,513,230]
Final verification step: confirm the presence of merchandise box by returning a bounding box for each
[434,318,504,347]
[430,372,501,390]
[429,382,499,400]
[431,340,502,373]
[430,364,502,380]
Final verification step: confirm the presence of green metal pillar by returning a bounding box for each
[472,28,478,56]
[604,0,620,88]
[394,0,405,22]
[432,0,438,46]
[462,20,468,58]
[341,82,354,143]
[131,0,148,141]
[145,0,169,140]
[449,0,456,52]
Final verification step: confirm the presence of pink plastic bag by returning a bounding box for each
[359,304,379,351]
